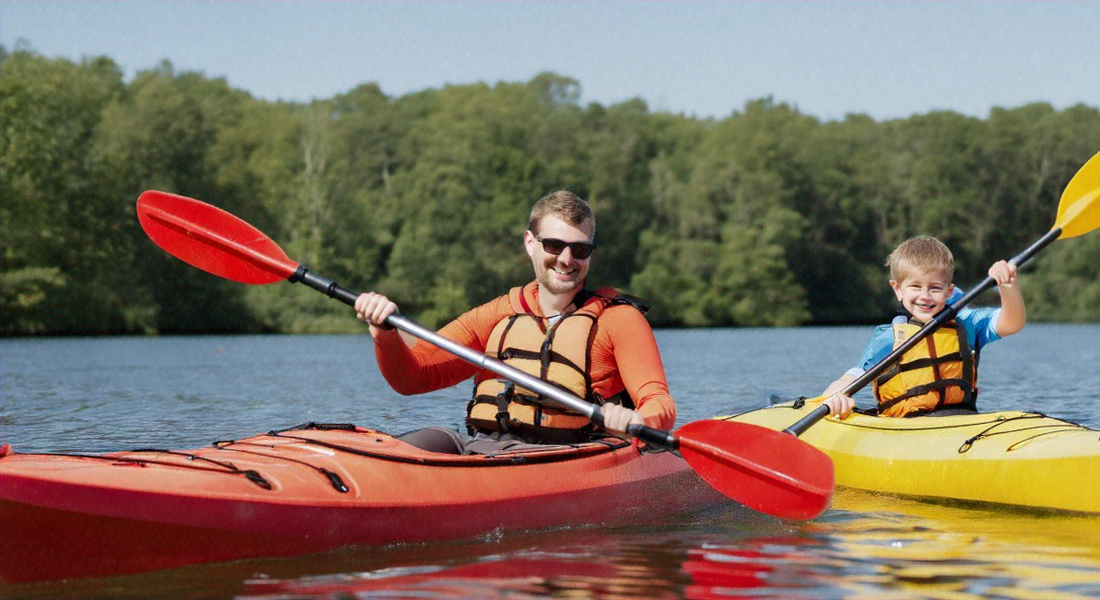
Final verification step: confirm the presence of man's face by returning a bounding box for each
[890,269,955,324]
[524,215,595,298]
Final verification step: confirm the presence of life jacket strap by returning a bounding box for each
[891,351,965,373]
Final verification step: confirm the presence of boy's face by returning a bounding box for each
[889,269,955,323]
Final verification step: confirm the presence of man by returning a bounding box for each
[355,190,676,454]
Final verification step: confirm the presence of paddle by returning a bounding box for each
[784,151,1100,436]
[136,190,835,520]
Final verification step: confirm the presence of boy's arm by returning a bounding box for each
[818,325,893,418]
[822,374,856,396]
[822,325,892,396]
[989,260,1026,337]
[821,375,857,419]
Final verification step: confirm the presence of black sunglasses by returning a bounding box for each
[533,235,596,260]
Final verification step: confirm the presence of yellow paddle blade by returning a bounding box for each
[1055,151,1100,239]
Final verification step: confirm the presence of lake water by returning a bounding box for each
[1,324,1098,599]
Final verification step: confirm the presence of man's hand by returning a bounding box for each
[354,292,400,334]
[601,403,645,434]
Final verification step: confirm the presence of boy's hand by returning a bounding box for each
[823,393,855,419]
[988,260,1018,288]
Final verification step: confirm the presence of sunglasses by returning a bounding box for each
[533,235,596,260]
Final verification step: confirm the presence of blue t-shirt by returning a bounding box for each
[848,287,1001,377]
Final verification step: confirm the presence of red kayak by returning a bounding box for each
[0,422,725,583]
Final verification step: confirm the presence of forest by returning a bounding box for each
[2,46,1097,336]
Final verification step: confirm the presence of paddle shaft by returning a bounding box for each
[783,227,1062,436]
[288,266,678,449]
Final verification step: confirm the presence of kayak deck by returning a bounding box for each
[0,422,724,583]
[719,401,1099,514]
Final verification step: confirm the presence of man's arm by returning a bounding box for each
[600,306,676,431]
[369,295,510,395]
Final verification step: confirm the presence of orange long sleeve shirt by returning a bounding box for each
[373,282,677,431]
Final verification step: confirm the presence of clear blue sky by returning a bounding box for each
[2,0,1097,121]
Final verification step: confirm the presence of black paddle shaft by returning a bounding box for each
[783,227,1061,436]
[287,266,680,450]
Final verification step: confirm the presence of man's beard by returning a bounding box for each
[535,261,585,296]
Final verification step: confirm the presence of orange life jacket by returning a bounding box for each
[873,318,977,417]
[466,287,642,444]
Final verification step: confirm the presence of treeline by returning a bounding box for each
[2,47,1097,336]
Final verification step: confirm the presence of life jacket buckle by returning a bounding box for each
[494,381,515,433]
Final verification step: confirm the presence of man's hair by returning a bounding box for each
[528,191,594,236]
[886,236,954,282]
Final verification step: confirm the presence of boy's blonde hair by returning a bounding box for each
[886,236,954,282]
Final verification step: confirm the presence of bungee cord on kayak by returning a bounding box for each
[30,449,274,490]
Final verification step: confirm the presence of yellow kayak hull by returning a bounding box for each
[718,401,1099,513]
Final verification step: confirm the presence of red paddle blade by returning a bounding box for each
[675,420,834,520]
[136,191,298,284]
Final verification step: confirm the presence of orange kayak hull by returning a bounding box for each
[0,424,723,583]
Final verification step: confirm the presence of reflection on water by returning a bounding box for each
[232,491,1100,600]
[233,490,1098,600]
[3,489,1097,600]
[815,490,1100,600]
[240,558,672,600]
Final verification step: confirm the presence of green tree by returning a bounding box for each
[0,49,133,334]
[380,80,571,326]
[1022,230,1099,321]
[2,50,1095,335]
[94,61,260,333]
[632,99,813,326]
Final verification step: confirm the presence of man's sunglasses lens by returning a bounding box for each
[539,237,595,259]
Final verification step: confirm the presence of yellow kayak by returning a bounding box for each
[718,399,1099,514]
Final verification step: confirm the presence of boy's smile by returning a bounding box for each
[890,269,955,323]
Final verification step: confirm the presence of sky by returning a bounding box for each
[1,0,1097,122]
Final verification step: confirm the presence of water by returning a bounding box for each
[1,324,1098,599]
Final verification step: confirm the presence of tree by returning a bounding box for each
[0,49,133,334]
[2,51,1096,334]
[93,61,261,333]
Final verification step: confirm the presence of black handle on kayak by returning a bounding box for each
[783,228,1061,437]
[289,266,677,451]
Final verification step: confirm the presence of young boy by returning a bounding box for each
[822,236,1026,418]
